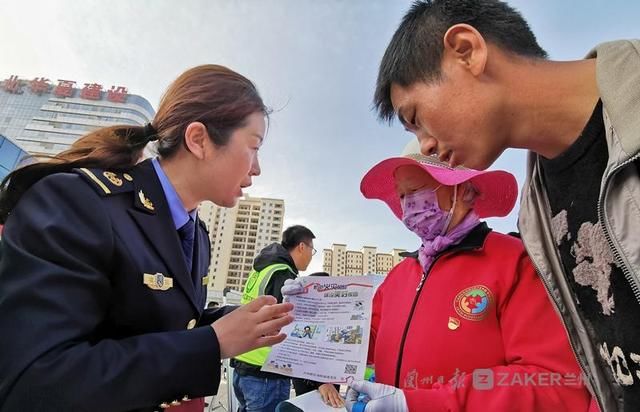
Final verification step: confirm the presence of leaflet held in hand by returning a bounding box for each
[262,275,375,383]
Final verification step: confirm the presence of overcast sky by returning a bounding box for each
[1,0,638,273]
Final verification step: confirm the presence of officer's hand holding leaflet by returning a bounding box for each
[213,296,294,359]
[345,380,408,412]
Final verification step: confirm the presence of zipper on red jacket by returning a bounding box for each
[393,246,477,388]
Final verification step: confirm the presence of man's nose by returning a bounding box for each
[418,135,438,156]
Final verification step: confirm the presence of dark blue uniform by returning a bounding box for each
[0,159,232,411]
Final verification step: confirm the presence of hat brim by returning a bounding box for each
[360,157,517,219]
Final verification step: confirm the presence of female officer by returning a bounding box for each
[0,65,293,412]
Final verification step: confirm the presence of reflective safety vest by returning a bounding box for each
[235,263,295,367]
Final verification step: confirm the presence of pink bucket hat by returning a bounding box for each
[360,153,518,219]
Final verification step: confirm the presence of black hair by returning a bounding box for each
[309,272,330,277]
[374,0,547,122]
[281,225,315,251]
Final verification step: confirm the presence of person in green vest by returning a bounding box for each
[231,225,316,412]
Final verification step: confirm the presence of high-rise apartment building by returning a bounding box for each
[198,195,285,297]
[0,75,154,157]
[323,244,406,276]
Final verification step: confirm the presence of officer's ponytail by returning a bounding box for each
[0,64,269,223]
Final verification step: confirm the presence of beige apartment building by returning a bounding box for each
[322,244,406,276]
[198,195,285,298]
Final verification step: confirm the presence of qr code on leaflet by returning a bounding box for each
[344,364,357,374]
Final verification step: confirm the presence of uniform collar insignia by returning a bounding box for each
[138,190,155,212]
[103,171,123,187]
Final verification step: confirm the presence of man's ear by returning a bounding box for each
[184,122,209,160]
[442,23,488,77]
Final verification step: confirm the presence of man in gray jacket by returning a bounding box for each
[372,1,640,410]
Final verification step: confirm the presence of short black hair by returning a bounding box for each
[309,272,330,277]
[281,225,315,251]
[374,0,547,122]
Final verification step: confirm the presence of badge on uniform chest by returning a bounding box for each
[143,272,173,291]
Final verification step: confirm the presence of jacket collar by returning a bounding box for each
[253,243,298,273]
[587,40,640,157]
[400,222,492,260]
[127,159,201,312]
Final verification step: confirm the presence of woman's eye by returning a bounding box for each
[410,114,418,128]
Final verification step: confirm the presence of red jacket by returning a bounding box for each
[369,224,591,411]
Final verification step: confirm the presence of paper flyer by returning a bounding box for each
[262,275,375,383]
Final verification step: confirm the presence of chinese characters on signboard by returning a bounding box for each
[107,86,128,103]
[54,80,75,98]
[2,75,128,103]
[30,77,50,95]
[3,76,22,94]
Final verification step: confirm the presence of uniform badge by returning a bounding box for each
[103,171,123,187]
[143,272,173,291]
[201,276,209,286]
[447,316,461,330]
[138,190,154,211]
[454,285,493,321]
[123,173,133,181]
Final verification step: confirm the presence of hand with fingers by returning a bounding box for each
[345,381,408,412]
[211,295,294,359]
[318,383,344,408]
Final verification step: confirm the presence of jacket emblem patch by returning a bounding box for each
[143,272,173,291]
[454,285,493,321]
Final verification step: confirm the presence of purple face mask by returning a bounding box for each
[401,185,454,241]
[401,185,480,273]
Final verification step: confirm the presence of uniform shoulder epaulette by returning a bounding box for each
[74,168,135,196]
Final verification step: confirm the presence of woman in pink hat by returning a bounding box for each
[344,154,590,412]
